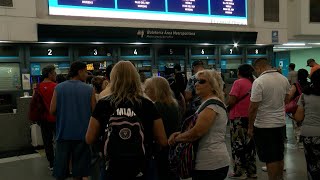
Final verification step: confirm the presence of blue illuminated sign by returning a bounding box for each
[49,0,248,25]
[31,63,41,76]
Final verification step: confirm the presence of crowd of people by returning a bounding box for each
[32,57,320,180]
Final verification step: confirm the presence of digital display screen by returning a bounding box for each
[118,0,165,11]
[168,0,208,14]
[49,0,247,25]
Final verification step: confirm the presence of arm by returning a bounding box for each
[184,91,192,103]
[175,108,216,143]
[49,90,57,115]
[248,101,260,137]
[294,106,305,122]
[86,117,100,144]
[285,94,290,105]
[287,73,292,85]
[91,89,97,112]
[153,119,168,147]
[227,95,237,108]
[180,93,187,115]
[287,85,297,101]
[184,78,194,103]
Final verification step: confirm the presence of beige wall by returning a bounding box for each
[0,0,289,44]
[287,0,320,40]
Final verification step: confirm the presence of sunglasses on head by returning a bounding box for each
[195,79,207,84]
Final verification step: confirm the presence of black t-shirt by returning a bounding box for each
[92,95,161,148]
[154,102,180,137]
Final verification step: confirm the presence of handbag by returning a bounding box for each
[168,99,227,179]
[285,83,302,114]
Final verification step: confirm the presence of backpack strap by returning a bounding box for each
[197,99,227,113]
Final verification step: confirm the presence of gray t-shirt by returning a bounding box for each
[298,94,320,136]
[195,98,230,170]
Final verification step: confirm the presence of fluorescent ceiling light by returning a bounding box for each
[199,43,212,46]
[130,42,147,45]
[282,43,306,46]
[274,46,312,49]
[308,43,320,45]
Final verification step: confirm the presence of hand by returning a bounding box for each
[247,128,254,138]
[168,132,181,146]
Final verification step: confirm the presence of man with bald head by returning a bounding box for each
[248,58,291,180]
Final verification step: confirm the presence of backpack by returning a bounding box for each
[103,103,146,177]
[168,99,227,179]
[285,83,302,114]
[28,84,46,122]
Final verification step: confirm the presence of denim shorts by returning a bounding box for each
[54,140,91,179]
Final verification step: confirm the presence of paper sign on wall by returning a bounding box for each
[22,74,31,90]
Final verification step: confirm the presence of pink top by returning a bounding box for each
[229,78,252,120]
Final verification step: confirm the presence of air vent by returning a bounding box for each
[0,0,13,7]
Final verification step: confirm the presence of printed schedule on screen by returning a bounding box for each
[50,0,248,25]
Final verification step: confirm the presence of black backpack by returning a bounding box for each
[103,104,146,177]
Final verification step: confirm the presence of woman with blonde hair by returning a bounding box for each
[144,76,180,180]
[169,69,230,180]
[86,61,167,180]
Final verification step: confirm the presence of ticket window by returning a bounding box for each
[0,63,21,91]
[157,59,185,78]
[135,61,152,78]
[190,59,216,70]
[30,62,70,85]
[85,61,114,76]
[221,59,242,83]
[190,47,216,71]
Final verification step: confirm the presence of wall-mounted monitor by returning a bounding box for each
[48,0,248,25]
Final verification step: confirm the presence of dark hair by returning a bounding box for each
[174,64,181,71]
[253,58,270,67]
[167,77,182,101]
[106,64,114,81]
[68,61,87,78]
[175,72,186,95]
[86,75,94,84]
[42,65,55,79]
[304,69,320,96]
[139,72,146,83]
[91,76,105,94]
[192,60,204,67]
[238,64,255,82]
[56,74,67,83]
[297,69,309,88]
[289,63,296,70]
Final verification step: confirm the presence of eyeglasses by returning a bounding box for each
[195,79,207,84]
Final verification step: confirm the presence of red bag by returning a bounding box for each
[285,83,302,114]
[28,84,46,122]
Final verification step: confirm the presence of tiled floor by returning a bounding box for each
[0,118,308,180]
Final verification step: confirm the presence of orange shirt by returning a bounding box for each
[310,64,320,77]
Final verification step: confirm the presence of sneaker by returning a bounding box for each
[261,166,286,172]
[247,174,257,178]
[229,173,247,179]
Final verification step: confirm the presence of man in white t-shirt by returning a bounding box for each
[248,58,290,180]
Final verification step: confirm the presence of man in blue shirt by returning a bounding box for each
[50,61,96,180]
